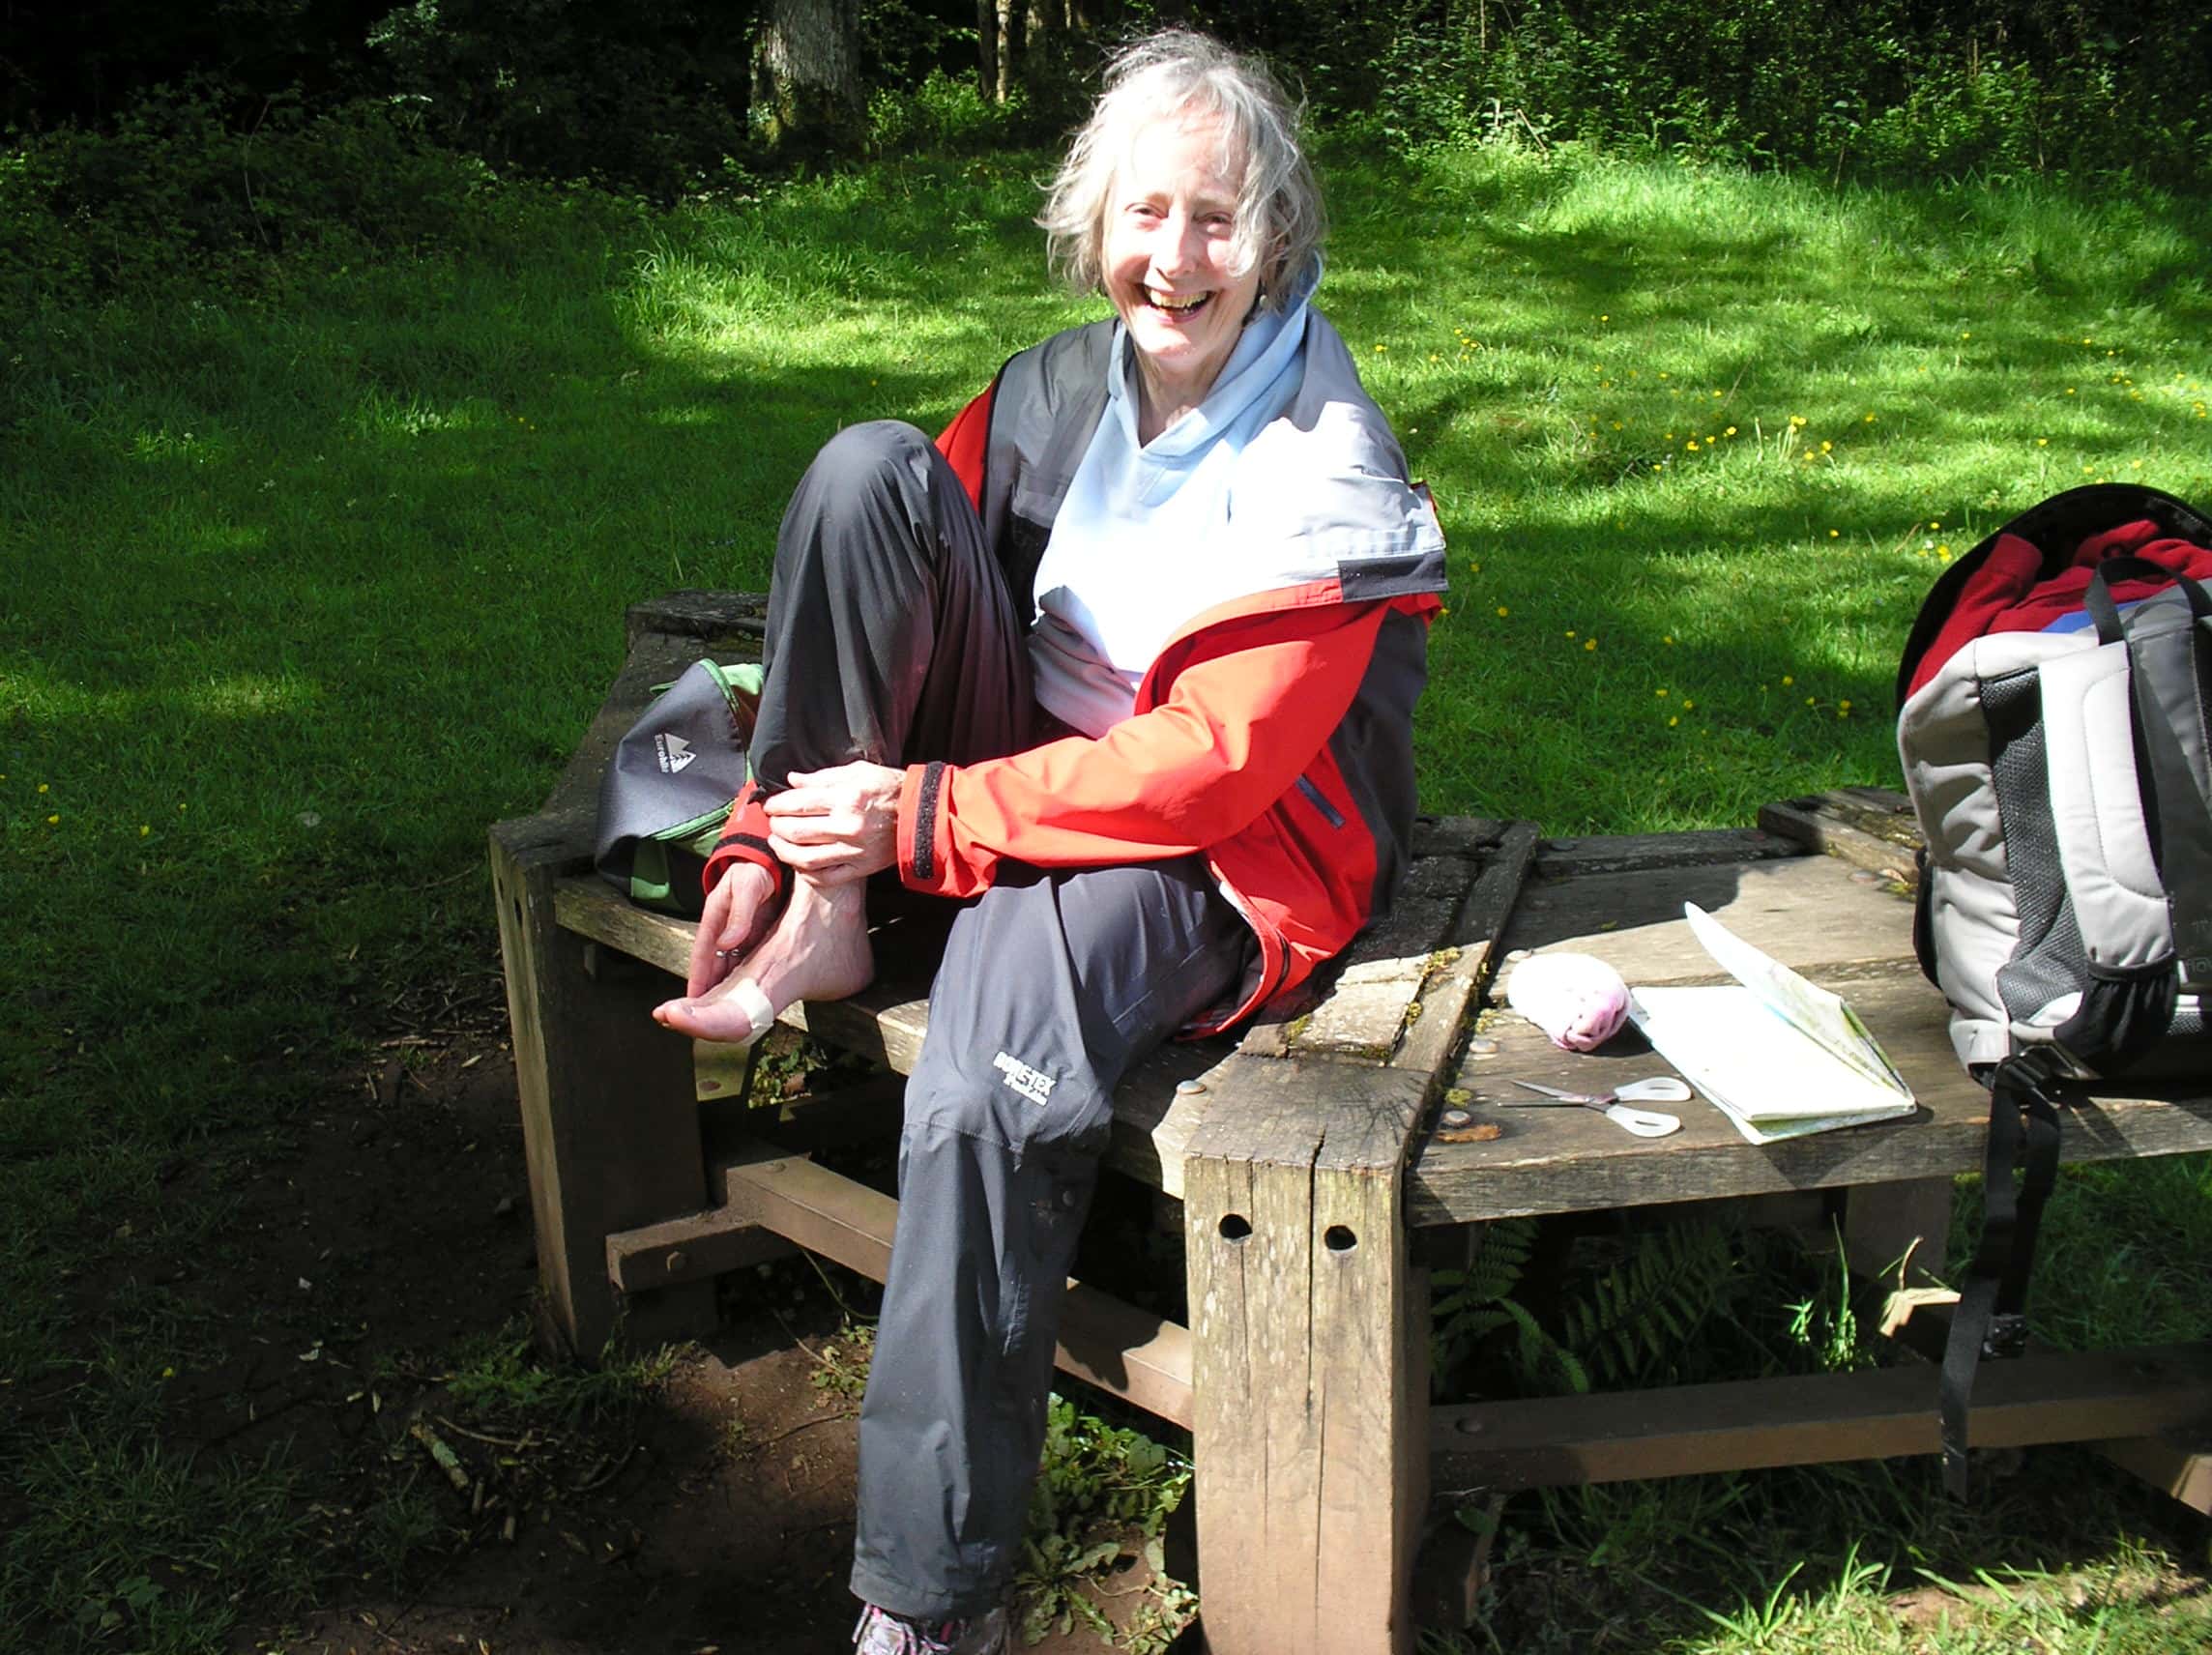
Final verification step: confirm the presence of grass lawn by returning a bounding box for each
[4,137,2212,1651]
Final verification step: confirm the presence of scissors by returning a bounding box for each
[1507,1076,1689,1137]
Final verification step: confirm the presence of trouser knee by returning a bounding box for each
[782,419,937,554]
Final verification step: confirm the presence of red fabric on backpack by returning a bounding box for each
[1904,520,2212,699]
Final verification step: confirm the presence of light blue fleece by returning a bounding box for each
[1029,262,1323,738]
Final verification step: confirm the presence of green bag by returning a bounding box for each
[593,659,763,916]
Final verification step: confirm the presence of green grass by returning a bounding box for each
[4,137,2212,1652]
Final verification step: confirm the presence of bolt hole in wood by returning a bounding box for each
[1324,1225,1357,1254]
[1219,1213,1253,1243]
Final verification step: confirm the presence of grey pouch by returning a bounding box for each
[593,659,763,915]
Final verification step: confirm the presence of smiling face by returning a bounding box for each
[1102,114,1263,438]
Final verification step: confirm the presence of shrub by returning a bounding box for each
[0,88,636,307]
[364,0,754,198]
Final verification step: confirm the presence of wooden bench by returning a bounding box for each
[493,595,2212,1655]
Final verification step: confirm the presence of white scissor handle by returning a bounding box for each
[1601,1103,1683,1137]
[1615,1076,1693,1104]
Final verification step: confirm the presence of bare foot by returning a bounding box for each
[653,875,875,1044]
[680,860,779,1000]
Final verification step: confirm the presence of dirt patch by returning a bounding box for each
[131,1013,1185,1655]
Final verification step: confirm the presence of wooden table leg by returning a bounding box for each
[1184,1060,1432,1655]
[491,815,715,1358]
[1843,1176,1955,1285]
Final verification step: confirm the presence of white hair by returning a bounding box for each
[1038,30,1324,310]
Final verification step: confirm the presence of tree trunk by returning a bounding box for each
[752,0,864,156]
[976,0,999,102]
[995,0,1021,104]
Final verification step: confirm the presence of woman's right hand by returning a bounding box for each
[684,861,777,999]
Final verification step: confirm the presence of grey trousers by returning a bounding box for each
[752,422,1249,1621]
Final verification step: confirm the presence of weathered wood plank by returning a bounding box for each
[1531,827,1800,881]
[1184,1060,1330,1655]
[624,589,770,650]
[490,816,715,1357]
[1759,795,1921,886]
[1499,849,1911,979]
[1412,961,2212,1227]
[1261,821,1517,1065]
[553,876,938,1065]
[1410,1493,1505,1634]
[1409,815,1510,860]
[2095,1431,2212,1515]
[1390,821,1540,1079]
[554,871,1253,1199]
[1309,1065,1432,1655]
[715,1148,1194,1428]
[605,1205,793,1292]
[1842,1178,1954,1287]
[1185,1060,1430,1655]
[1430,1343,2212,1489]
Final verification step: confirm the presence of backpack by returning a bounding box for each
[1895,482,2212,1493]
[594,659,762,917]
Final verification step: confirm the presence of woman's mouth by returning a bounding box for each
[1145,286,1211,319]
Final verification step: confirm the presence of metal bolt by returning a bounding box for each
[665,1250,687,1274]
[1468,1036,1500,1057]
[1441,1108,1472,1128]
[1176,1078,1208,1096]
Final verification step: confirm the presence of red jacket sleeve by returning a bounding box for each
[895,598,1408,898]
[701,780,789,902]
[935,381,995,512]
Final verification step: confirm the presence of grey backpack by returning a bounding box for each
[594,659,762,916]
[1895,483,2212,1491]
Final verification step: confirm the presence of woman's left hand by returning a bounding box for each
[763,762,904,883]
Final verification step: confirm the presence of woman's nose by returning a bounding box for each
[1153,210,1202,276]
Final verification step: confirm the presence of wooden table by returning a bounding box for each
[492,596,2212,1655]
[1413,829,2212,1511]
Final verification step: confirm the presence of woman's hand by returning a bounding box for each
[764,763,904,884]
[684,860,776,999]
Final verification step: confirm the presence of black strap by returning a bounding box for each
[1940,1048,2067,1496]
[2083,554,2212,645]
[2115,590,2212,992]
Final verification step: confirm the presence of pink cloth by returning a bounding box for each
[1506,952,1631,1052]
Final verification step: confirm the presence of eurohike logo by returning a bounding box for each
[655,733,696,774]
[992,1051,1055,1106]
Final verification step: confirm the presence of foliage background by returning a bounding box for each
[6,2,2212,218]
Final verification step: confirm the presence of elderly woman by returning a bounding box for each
[654,29,1443,1654]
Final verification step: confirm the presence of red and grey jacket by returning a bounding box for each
[711,313,1447,1031]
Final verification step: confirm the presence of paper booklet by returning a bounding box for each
[1627,903,1916,1145]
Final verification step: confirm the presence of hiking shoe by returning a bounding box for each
[851,1603,1008,1654]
